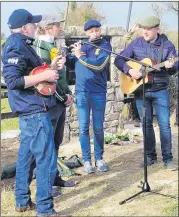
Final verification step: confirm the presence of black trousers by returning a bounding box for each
[49,102,66,153]
[49,102,66,180]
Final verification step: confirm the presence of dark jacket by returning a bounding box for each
[2,33,56,116]
[66,38,112,93]
[114,34,178,92]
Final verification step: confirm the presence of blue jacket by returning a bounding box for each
[2,33,56,116]
[66,38,112,93]
[114,34,178,91]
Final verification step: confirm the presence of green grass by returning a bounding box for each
[1,98,19,132]
[165,31,178,48]
[163,202,178,216]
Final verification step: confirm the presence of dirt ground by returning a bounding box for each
[1,123,178,216]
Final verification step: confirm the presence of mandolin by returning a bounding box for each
[30,56,61,96]
[120,57,179,94]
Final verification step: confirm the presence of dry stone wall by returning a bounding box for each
[56,26,126,143]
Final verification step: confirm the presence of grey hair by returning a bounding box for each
[10,28,22,33]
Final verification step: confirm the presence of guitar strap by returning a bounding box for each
[157,41,163,64]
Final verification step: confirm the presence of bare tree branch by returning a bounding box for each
[150,3,168,32]
[164,2,178,15]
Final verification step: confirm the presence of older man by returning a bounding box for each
[2,9,69,217]
[115,16,178,170]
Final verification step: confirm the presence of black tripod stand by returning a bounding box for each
[119,64,178,205]
[119,65,151,204]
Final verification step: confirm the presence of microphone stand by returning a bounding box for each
[80,39,159,71]
[79,39,178,204]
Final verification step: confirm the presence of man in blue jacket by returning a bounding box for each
[2,9,68,217]
[114,16,178,170]
[66,20,112,174]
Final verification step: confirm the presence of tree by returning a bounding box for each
[164,2,178,15]
[59,2,105,26]
[70,2,77,11]
[150,3,168,32]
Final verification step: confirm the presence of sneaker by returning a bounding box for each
[140,157,157,167]
[83,161,95,174]
[52,186,61,198]
[15,201,36,212]
[96,160,109,172]
[164,161,178,171]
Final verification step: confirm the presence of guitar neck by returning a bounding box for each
[148,57,178,73]
[50,65,57,70]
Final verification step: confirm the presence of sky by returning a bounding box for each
[1,1,178,37]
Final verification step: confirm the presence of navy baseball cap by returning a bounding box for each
[8,9,42,29]
[84,19,101,31]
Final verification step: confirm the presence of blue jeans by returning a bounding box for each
[136,89,173,162]
[76,91,106,162]
[16,112,57,216]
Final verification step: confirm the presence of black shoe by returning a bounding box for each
[134,119,140,127]
[54,177,77,188]
[15,201,36,212]
[140,157,157,167]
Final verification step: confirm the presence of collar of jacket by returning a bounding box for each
[38,35,55,43]
[143,33,168,46]
[13,33,35,45]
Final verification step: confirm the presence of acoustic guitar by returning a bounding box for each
[120,57,178,94]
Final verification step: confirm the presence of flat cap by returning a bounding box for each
[84,19,101,31]
[39,15,65,27]
[139,16,160,28]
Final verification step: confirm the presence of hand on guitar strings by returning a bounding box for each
[164,58,175,69]
[43,69,59,83]
[129,68,142,80]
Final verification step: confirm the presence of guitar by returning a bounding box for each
[120,57,179,94]
[30,56,61,96]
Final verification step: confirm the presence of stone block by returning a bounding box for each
[105,112,119,122]
[70,121,79,130]
[107,93,115,101]
[107,27,125,36]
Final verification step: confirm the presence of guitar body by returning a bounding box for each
[120,58,155,94]
[30,63,56,96]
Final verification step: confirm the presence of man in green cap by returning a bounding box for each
[115,16,178,170]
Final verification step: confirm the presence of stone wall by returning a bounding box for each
[56,26,126,143]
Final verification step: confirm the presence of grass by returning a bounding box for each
[163,202,178,216]
[1,130,178,216]
[1,98,19,132]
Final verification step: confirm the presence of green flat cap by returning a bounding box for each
[139,16,160,28]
